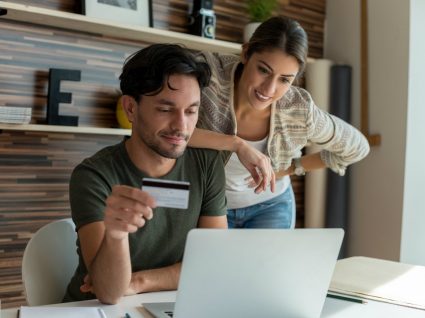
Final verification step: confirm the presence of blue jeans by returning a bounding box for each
[227,185,296,229]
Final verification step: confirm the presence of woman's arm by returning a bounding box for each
[189,127,242,152]
[300,87,369,176]
[189,128,275,193]
[275,153,326,178]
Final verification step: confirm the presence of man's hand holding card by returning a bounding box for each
[142,178,190,210]
[104,185,156,240]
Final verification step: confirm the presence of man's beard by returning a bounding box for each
[143,130,189,159]
[148,141,186,159]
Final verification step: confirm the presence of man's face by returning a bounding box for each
[132,74,200,159]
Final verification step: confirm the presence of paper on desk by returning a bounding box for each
[19,306,107,318]
[329,256,425,310]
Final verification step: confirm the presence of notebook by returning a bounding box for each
[18,306,106,318]
[329,256,425,309]
[143,228,344,318]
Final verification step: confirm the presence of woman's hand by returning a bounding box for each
[189,128,276,192]
[235,140,275,193]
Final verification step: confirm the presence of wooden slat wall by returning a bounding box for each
[0,0,326,308]
[0,132,123,308]
[0,21,136,126]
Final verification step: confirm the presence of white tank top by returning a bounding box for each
[225,137,290,209]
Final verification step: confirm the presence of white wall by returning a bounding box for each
[324,0,425,263]
[400,0,425,264]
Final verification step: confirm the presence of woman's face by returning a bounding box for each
[237,48,300,111]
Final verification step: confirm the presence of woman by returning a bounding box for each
[189,16,370,229]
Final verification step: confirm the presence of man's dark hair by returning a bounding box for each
[119,44,211,102]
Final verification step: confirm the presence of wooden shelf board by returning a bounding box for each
[0,1,241,54]
[0,123,130,136]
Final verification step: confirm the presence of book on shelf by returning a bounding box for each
[0,106,32,124]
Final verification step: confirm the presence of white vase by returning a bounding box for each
[243,22,261,43]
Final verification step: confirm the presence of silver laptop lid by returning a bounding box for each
[174,228,344,318]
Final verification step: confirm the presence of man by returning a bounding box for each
[64,44,228,304]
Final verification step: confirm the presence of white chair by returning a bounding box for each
[22,218,78,305]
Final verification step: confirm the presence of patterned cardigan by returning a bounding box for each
[196,51,370,176]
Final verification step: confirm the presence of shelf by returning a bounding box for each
[0,123,131,136]
[0,1,241,54]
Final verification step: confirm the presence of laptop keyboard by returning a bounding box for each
[165,311,174,317]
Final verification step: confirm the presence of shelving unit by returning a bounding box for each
[0,123,130,135]
[0,1,241,54]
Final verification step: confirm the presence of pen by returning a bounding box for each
[327,293,367,304]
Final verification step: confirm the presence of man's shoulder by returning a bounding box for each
[72,142,124,178]
[184,147,224,170]
[80,142,123,167]
[185,147,221,162]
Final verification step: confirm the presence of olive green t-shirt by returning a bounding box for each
[64,140,226,301]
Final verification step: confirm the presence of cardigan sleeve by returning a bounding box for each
[306,93,370,176]
[196,51,238,135]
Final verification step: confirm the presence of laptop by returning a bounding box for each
[143,228,344,318]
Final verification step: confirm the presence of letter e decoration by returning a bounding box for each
[47,68,81,126]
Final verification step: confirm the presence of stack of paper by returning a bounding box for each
[19,306,107,318]
[0,106,32,124]
[329,256,425,310]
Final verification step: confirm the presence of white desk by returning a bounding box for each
[2,291,425,318]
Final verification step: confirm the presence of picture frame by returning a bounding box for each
[82,0,153,27]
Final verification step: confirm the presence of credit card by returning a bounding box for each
[142,178,190,210]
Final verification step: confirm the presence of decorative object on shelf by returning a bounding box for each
[243,0,277,43]
[82,0,153,27]
[47,68,81,126]
[0,106,32,124]
[116,96,132,129]
[188,0,216,39]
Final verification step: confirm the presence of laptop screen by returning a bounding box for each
[155,228,344,318]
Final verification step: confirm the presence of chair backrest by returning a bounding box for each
[22,218,78,306]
